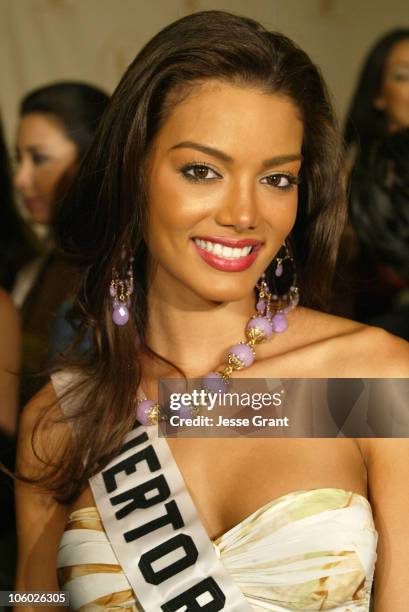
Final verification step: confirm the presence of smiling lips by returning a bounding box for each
[192,236,262,271]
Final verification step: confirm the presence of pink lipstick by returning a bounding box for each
[192,236,262,272]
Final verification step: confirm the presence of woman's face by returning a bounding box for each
[375,38,409,132]
[147,80,303,304]
[14,112,77,225]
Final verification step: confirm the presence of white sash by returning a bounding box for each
[52,371,252,611]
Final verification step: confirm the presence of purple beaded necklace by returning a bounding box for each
[136,273,299,426]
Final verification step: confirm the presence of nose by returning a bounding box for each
[214,178,258,232]
[14,158,33,193]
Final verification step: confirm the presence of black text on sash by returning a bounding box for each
[101,423,226,611]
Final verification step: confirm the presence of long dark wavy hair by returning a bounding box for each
[344,29,409,151]
[22,11,346,502]
[19,82,110,226]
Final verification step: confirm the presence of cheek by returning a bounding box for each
[149,167,210,233]
[384,82,409,106]
[34,170,59,202]
[262,191,298,237]
[37,159,72,196]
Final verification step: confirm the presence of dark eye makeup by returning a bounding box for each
[180,163,222,182]
[13,149,51,167]
[31,152,50,165]
[179,162,300,190]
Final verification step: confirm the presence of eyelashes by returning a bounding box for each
[179,162,300,191]
[260,174,300,190]
[181,163,221,182]
[31,153,50,166]
[14,152,50,167]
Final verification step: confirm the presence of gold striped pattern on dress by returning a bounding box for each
[58,489,377,611]
[57,507,142,611]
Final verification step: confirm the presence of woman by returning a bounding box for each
[15,12,409,612]
[348,128,409,334]
[13,82,109,402]
[344,28,409,154]
[0,116,25,590]
[341,31,409,327]
[0,120,22,439]
[0,117,38,292]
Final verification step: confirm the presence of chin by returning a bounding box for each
[30,213,51,226]
[192,276,257,304]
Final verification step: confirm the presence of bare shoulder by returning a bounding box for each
[17,381,70,479]
[335,321,409,376]
[292,308,409,376]
[0,288,20,433]
[362,438,409,607]
[15,382,72,596]
[0,287,19,332]
[294,307,364,340]
[364,326,409,376]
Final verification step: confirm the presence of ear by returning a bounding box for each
[373,96,386,111]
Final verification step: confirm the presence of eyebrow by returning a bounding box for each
[15,145,46,155]
[169,141,303,168]
[390,61,409,68]
[27,144,46,151]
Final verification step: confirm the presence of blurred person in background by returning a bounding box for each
[338,30,409,332]
[0,119,22,590]
[349,129,409,338]
[344,29,409,156]
[0,117,39,292]
[13,81,109,403]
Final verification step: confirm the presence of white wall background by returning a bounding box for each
[1,0,409,145]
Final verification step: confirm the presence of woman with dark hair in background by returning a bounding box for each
[0,117,22,590]
[14,12,409,612]
[13,82,109,403]
[349,128,409,336]
[0,117,38,292]
[342,30,409,329]
[344,29,409,154]
[0,115,22,588]
[0,116,22,439]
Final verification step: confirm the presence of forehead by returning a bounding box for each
[17,112,67,144]
[386,39,409,65]
[153,80,303,158]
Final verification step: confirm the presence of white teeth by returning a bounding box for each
[194,239,253,259]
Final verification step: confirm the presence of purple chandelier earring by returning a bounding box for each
[110,252,134,326]
[267,242,299,331]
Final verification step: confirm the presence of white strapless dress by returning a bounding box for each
[57,488,377,611]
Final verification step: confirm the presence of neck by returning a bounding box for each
[144,278,256,379]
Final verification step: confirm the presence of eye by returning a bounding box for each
[392,72,409,82]
[261,173,299,190]
[31,152,49,166]
[181,163,221,182]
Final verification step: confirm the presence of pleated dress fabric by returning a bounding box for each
[57,488,377,611]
